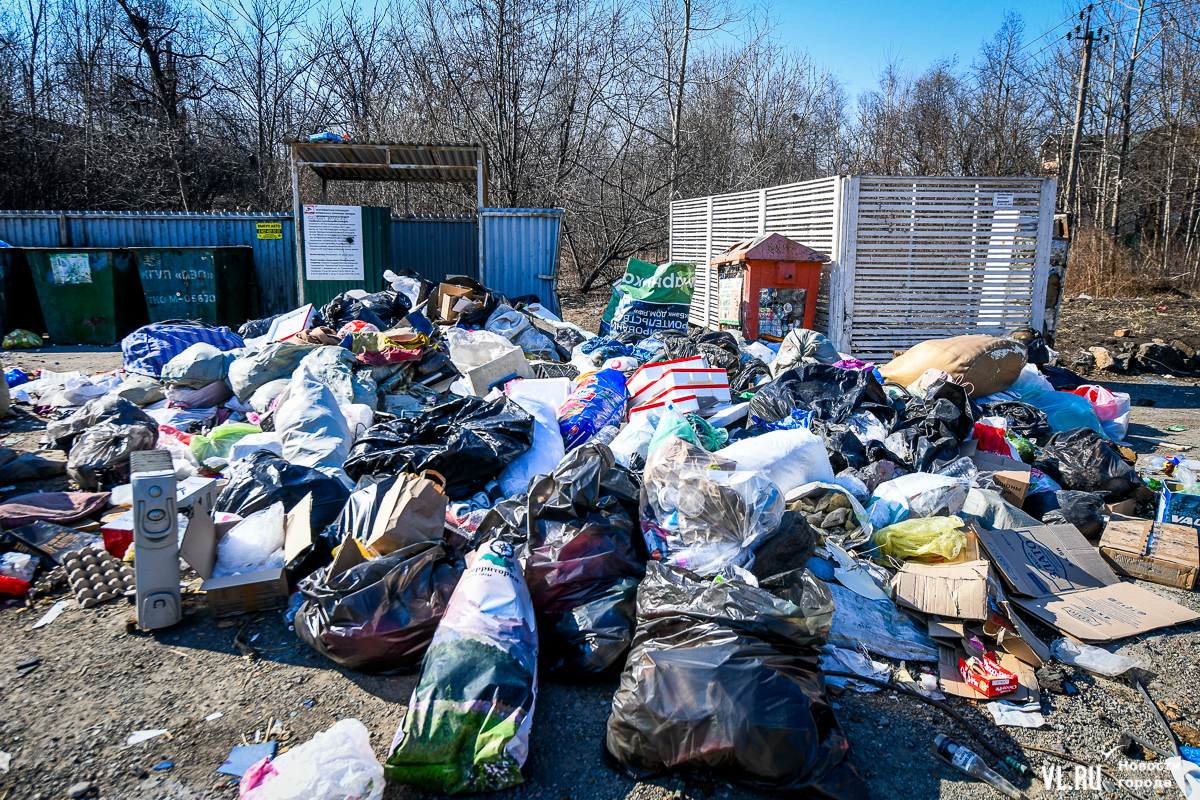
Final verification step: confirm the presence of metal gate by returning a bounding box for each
[670,176,1056,360]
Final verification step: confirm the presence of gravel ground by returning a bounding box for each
[1,313,1199,800]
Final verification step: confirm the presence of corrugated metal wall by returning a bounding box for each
[480,209,563,314]
[391,215,478,283]
[0,211,296,315]
[0,209,554,319]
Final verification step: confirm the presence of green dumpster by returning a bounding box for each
[129,246,255,328]
[24,248,148,345]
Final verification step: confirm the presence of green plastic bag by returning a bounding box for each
[870,515,966,562]
[599,258,695,337]
[189,422,261,462]
[3,329,43,350]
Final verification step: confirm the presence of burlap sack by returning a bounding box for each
[879,335,1026,398]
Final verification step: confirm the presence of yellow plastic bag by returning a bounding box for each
[870,515,966,562]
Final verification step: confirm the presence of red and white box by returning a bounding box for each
[628,394,700,418]
[958,655,1018,697]
[628,357,731,410]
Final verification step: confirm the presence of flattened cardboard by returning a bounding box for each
[891,560,990,620]
[927,617,964,642]
[1013,582,1199,642]
[965,443,1032,509]
[1100,519,1199,589]
[181,495,313,617]
[938,644,1039,703]
[974,524,1118,597]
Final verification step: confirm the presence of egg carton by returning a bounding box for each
[61,544,136,608]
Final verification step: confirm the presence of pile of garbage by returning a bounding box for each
[2,267,1200,799]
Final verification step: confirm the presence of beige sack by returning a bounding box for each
[365,470,449,555]
[879,335,1027,398]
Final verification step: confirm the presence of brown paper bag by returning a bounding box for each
[366,470,448,555]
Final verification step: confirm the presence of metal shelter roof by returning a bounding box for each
[288,141,485,186]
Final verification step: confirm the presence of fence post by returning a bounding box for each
[839,177,861,354]
[758,189,766,235]
[829,177,846,348]
[1031,178,1058,333]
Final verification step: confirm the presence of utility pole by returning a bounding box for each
[1064,4,1101,218]
[1110,0,1146,235]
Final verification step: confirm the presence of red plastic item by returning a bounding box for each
[0,575,31,596]
[958,654,1018,697]
[972,421,1012,457]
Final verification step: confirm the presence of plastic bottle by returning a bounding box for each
[935,456,978,484]
[934,734,1026,800]
[590,424,621,446]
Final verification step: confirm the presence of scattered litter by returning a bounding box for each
[0,750,9,772]
[31,599,69,629]
[985,700,1046,728]
[1168,426,1188,432]
[126,729,169,746]
[205,712,223,722]
[153,760,173,770]
[217,742,276,777]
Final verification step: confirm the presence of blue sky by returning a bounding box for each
[775,0,1073,94]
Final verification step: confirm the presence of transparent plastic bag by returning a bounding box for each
[1068,385,1120,422]
[1051,638,1140,677]
[866,472,969,530]
[870,515,966,562]
[444,327,520,369]
[641,436,784,575]
[213,502,286,578]
[189,422,262,462]
[239,718,384,800]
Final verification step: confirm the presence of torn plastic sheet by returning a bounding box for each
[826,581,938,662]
[985,700,1046,729]
[819,645,891,692]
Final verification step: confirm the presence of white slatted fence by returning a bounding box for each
[670,175,1056,360]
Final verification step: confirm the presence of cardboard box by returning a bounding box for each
[435,284,478,323]
[961,440,1031,508]
[460,348,533,396]
[959,655,1019,697]
[938,643,1039,702]
[627,356,708,396]
[891,560,990,620]
[975,523,1199,642]
[1099,519,1199,589]
[180,496,312,617]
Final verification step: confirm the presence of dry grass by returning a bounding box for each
[1065,222,1198,298]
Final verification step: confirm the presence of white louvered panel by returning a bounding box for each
[765,177,840,336]
[846,177,1048,360]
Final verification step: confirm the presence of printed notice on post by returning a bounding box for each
[303,204,364,280]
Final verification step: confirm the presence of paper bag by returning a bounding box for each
[367,471,448,554]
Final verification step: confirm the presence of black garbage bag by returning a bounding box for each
[894,379,974,441]
[295,540,461,673]
[475,443,645,678]
[310,475,399,560]
[45,395,159,490]
[238,312,287,339]
[809,419,867,472]
[342,395,535,499]
[1008,327,1052,365]
[883,427,960,473]
[1023,490,1106,538]
[731,357,770,394]
[216,450,351,534]
[540,575,640,677]
[979,400,1055,446]
[357,290,412,329]
[749,364,892,426]
[1034,427,1141,500]
[604,562,868,799]
[1040,364,1086,391]
[750,511,817,580]
[319,292,390,332]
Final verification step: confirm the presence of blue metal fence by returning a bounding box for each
[391,215,479,283]
[480,209,563,315]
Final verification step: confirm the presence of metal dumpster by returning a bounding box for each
[24,248,148,345]
[129,246,255,328]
